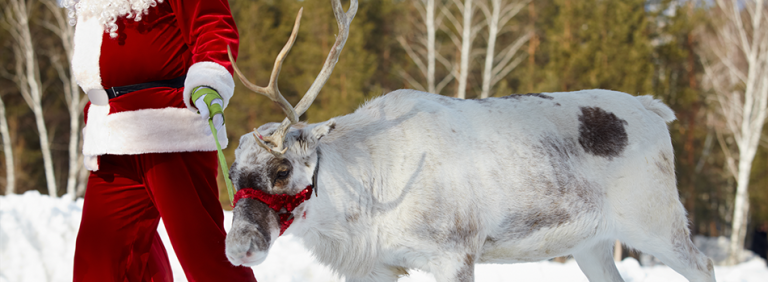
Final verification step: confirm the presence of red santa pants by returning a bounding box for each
[73,152,256,282]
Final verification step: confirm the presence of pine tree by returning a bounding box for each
[540,0,653,94]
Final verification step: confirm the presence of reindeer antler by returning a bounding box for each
[228,0,358,156]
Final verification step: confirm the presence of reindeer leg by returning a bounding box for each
[429,253,475,282]
[346,264,401,282]
[573,240,625,282]
[625,227,715,282]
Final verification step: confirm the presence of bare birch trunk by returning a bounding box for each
[699,0,768,265]
[76,135,89,197]
[0,97,14,194]
[427,0,437,93]
[479,0,529,98]
[399,0,456,94]
[730,158,753,263]
[726,0,768,265]
[729,67,767,263]
[480,0,499,99]
[457,0,473,99]
[43,0,81,200]
[5,0,58,197]
[66,72,80,200]
[32,99,56,197]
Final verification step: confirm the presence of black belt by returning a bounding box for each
[106,75,187,100]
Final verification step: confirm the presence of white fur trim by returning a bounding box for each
[183,62,235,112]
[81,126,100,171]
[82,105,228,171]
[83,155,99,171]
[72,15,104,96]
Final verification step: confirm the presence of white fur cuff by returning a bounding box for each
[183,61,235,112]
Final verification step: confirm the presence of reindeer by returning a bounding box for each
[223,1,715,281]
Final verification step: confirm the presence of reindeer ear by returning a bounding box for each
[291,119,336,154]
[310,119,336,141]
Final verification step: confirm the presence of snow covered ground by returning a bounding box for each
[1,191,766,282]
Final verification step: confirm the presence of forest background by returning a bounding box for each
[0,0,766,265]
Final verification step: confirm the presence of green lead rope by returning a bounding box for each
[192,86,236,205]
[208,118,235,206]
[209,120,236,205]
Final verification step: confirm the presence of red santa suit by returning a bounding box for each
[69,0,256,281]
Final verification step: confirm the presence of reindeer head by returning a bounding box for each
[224,0,357,267]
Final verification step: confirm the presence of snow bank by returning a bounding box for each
[1,191,766,282]
[0,191,83,282]
[694,235,760,265]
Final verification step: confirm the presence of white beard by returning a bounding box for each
[61,0,163,38]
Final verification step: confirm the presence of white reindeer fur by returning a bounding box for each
[226,89,715,282]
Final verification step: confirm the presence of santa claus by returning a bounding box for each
[63,0,257,280]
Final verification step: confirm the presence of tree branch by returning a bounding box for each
[398,36,429,78]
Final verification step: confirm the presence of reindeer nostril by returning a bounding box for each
[246,250,252,257]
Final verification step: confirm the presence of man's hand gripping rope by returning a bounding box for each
[192,86,236,205]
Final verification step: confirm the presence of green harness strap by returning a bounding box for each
[192,87,236,205]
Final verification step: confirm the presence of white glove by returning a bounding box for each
[192,87,225,135]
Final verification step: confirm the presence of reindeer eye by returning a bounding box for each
[269,158,293,187]
[276,169,290,179]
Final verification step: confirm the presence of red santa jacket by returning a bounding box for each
[72,0,238,170]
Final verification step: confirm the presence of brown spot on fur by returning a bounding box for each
[654,151,674,176]
[528,209,571,230]
[541,137,592,198]
[491,136,601,242]
[578,107,629,158]
[469,97,492,103]
[499,93,554,100]
[415,200,479,249]
[497,209,572,240]
[346,212,360,223]
[431,94,463,106]
[448,212,479,246]
[392,266,409,277]
[524,93,554,99]
[455,254,474,281]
